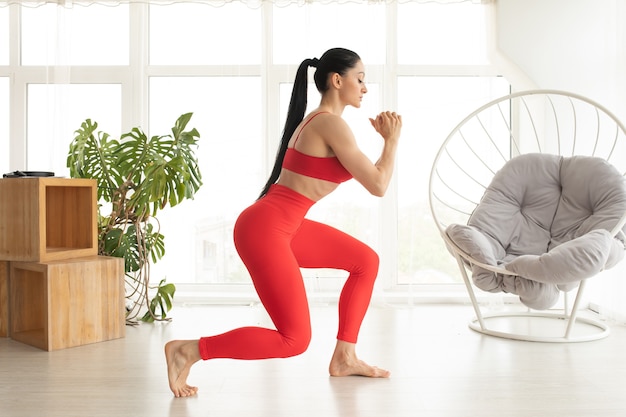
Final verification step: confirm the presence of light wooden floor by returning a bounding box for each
[1,302,625,417]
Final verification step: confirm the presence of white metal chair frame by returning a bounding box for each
[429,89,626,342]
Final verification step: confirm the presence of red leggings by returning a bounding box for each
[198,184,379,360]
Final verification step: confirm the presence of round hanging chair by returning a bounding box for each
[429,89,626,342]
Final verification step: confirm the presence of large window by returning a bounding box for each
[2,1,509,298]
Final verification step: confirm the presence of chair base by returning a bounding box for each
[468,311,610,343]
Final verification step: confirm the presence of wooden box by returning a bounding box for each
[0,261,7,337]
[9,256,125,351]
[0,177,98,262]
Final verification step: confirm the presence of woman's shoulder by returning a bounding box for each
[307,111,349,133]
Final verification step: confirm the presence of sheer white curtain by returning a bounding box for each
[1,0,489,6]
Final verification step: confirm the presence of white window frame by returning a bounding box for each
[1,2,507,303]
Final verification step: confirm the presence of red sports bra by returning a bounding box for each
[282,112,353,184]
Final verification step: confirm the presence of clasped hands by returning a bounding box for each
[369,111,402,141]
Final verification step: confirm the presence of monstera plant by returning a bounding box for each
[66,113,202,323]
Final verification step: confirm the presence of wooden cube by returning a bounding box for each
[0,177,98,262]
[9,256,125,351]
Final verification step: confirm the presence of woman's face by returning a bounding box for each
[339,60,368,108]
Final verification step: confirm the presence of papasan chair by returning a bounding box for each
[429,89,626,342]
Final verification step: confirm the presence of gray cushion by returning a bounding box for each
[551,156,626,245]
[506,229,619,284]
[446,223,560,310]
[468,154,562,256]
[445,153,626,310]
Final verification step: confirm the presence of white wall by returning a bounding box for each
[494,0,625,121]
[493,0,626,322]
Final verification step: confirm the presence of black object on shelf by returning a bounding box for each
[2,171,55,178]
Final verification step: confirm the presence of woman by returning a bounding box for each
[165,47,402,398]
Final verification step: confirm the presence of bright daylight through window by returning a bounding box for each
[3,1,510,300]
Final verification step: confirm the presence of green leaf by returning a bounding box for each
[140,279,176,322]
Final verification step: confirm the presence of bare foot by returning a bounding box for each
[165,340,201,397]
[328,340,390,378]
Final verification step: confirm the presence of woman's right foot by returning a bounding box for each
[165,340,201,397]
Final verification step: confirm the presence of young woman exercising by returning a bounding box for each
[165,47,402,398]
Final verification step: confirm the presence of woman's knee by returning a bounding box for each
[281,327,312,357]
[354,245,380,279]
[366,247,380,271]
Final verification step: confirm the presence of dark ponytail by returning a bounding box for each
[258,48,361,199]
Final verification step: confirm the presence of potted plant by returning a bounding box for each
[66,113,202,323]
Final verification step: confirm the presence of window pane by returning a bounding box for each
[149,77,262,285]
[27,84,121,175]
[273,3,386,65]
[0,78,8,173]
[396,76,510,285]
[398,2,488,65]
[21,4,128,65]
[0,8,8,65]
[150,3,261,65]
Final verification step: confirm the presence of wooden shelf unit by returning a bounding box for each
[0,177,97,262]
[9,256,125,351]
[0,177,126,350]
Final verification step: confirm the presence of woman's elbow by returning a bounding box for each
[358,175,390,197]
[367,183,388,197]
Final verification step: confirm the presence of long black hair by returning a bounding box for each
[258,47,362,199]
